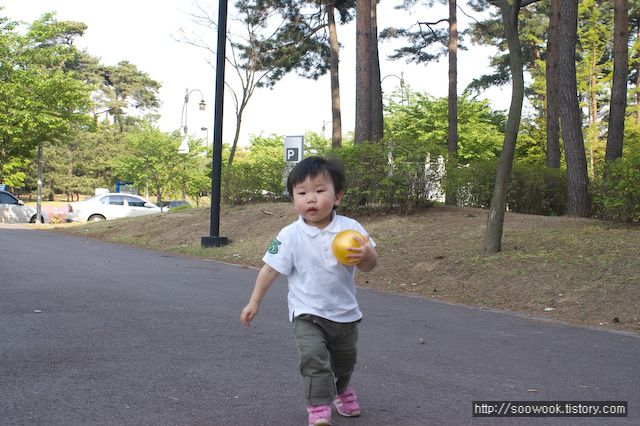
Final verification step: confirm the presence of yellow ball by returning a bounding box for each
[332,230,364,265]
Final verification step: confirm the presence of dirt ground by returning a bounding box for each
[50,202,640,334]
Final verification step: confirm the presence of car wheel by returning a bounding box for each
[88,214,106,222]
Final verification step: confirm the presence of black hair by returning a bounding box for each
[287,156,346,196]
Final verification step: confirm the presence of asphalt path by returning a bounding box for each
[1,226,638,426]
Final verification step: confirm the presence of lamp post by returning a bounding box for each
[321,120,332,138]
[179,88,206,154]
[180,88,206,135]
[173,90,205,205]
[201,0,228,248]
[201,127,209,147]
[381,71,405,105]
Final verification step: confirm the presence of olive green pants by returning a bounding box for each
[293,314,360,406]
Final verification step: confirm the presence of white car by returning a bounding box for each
[0,190,50,224]
[65,193,163,222]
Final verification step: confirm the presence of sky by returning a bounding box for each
[2,0,510,148]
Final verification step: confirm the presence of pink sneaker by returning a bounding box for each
[307,404,331,426]
[333,388,361,417]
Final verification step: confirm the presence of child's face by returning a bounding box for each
[292,172,343,229]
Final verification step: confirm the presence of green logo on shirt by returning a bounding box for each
[268,238,281,254]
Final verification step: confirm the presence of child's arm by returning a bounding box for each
[348,234,378,273]
[240,264,281,326]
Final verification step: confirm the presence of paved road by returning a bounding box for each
[1,226,638,426]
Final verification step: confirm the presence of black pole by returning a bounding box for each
[201,0,228,248]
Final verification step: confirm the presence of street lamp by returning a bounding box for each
[180,88,206,136]
[321,120,332,138]
[179,88,206,154]
[201,0,228,248]
[381,71,406,105]
[201,127,209,147]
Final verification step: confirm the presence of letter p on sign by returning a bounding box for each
[286,148,299,162]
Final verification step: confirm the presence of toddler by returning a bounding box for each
[241,156,378,426]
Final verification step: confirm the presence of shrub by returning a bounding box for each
[219,131,571,218]
[508,163,567,216]
[446,159,497,208]
[331,142,387,211]
[331,142,442,213]
[591,154,640,222]
[221,135,285,204]
[447,159,567,216]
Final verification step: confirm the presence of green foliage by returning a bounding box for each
[168,204,191,212]
[304,131,332,156]
[330,142,391,211]
[216,93,571,215]
[445,159,496,209]
[99,60,161,130]
[0,157,28,188]
[9,4,640,224]
[385,93,505,164]
[234,0,350,85]
[591,154,640,222]
[0,13,92,186]
[508,163,567,216]
[516,114,550,165]
[38,128,115,196]
[63,50,162,130]
[466,0,549,93]
[622,117,640,157]
[176,142,210,207]
[305,135,443,213]
[380,23,451,64]
[221,134,285,204]
[116,125,191,204]
[220,130,445,212]
[591,118,640,222]
[447,159,568,216]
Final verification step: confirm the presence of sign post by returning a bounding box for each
[283,135,304,195]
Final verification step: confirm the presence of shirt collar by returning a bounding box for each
[297,210,339,236]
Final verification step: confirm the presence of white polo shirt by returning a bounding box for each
[263,212,375,323]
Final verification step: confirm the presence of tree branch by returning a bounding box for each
[419,18,449,26]
[416,18,449,39]
[487,0,542,8]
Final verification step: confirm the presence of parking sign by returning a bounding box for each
[284,136,304,162]
[283,136,304,195]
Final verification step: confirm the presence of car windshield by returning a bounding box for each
[0,192,18,204]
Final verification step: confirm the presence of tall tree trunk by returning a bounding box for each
[483,0,524,254]
[227,109,243,166]
[355,0,383,144]
[559,0,590,217]
[637,46,640,125]
[546,0,561,168]
[227,69,256,166]
[355,0,372,144]
[636,27,640,126]
[589,69,598,178]
[369,0,384,143]
[606,0,628,162]
[327,2,343,149]
[445,0,458,206]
